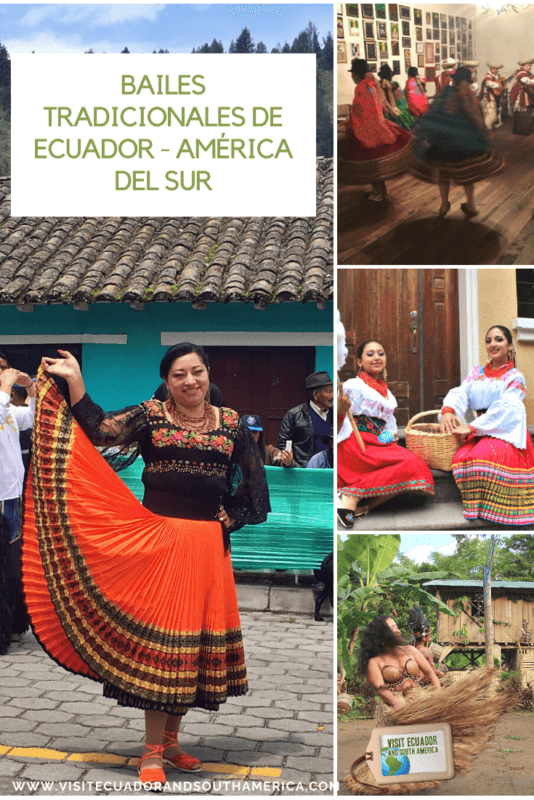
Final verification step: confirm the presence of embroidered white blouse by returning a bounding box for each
[338,376,398,445]
[0,391,35,500]
[441,366,527,449]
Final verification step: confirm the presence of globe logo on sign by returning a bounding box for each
[381,748,411,777]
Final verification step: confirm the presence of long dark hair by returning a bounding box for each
[159,342,209,380]
[453,66,472,85]
[357,614,401,674]
[485,325,516,365]
[378,63,393,82]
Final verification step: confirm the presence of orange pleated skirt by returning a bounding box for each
[22,374,247,714]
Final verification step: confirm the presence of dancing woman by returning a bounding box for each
[337,340,434,529]
[404,67,428,119]
[390,81,416,131]
[23,344,269,787]
[440,325,534,525]
[338,58,414,202]
[410,66,505,217]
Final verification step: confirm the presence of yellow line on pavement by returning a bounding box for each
[0,745,282,778]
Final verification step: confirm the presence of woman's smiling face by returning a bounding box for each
[166,352,209,409]
[485,327,510,367]
[358,341,386,378]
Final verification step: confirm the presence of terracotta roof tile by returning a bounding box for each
[0,161,332,308]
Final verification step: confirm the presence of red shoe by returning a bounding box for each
[138,743,167,788]
[163,730,202,773]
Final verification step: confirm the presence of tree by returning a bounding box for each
[152,49,170,54]
[229,27,255,54]
[318,32,333,71]
[121,47,130,54]
[192,39,224,54]
[0,106,10,175]
[291,22,320,54]
[498,534,534,580]
[255,41,267,54]
[0,42,11,116]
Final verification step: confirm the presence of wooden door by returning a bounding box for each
[206,346,316,447]
[338,269,460,424]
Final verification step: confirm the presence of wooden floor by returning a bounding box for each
[337,117,534,265]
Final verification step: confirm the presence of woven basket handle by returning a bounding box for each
[405,409,463,432]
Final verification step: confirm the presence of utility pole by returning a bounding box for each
[483,535,496,666]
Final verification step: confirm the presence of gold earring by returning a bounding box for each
[383,367,388,382]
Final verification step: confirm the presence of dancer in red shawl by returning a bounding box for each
[510,58,534,135]
[338,58,414,202]
[404,67,428,118]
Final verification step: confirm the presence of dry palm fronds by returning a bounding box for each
[342,668,520,795]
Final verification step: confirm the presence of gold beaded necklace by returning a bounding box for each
[165,395,216,432]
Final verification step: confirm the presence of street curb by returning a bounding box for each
[236,584,333,617]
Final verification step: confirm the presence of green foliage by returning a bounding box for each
[337,535,456,683]
[0,42,10,117]
[0,106,10,176]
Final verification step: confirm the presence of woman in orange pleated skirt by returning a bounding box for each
[23,343,270,787]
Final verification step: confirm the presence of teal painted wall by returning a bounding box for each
[0,303,333,408]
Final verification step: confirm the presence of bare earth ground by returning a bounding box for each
[338,712,534,796]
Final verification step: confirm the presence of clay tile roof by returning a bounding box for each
[0,159,333,309]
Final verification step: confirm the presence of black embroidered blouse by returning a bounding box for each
[71,394,270,534]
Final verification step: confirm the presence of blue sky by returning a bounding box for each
[0,4,332,54]
[338,533,516,564]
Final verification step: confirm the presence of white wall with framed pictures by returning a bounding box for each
[337,3,477,103]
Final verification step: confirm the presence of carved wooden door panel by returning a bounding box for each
[338,269,459,424]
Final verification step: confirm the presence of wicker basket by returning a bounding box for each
[405,410,466,471]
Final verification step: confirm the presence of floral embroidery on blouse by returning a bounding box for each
[144,459,227,477]
[142,400,239,455]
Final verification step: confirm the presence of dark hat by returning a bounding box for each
[348,57,370,75]
[305,371,332,390]
[319,425,334,446]
[241,414,262,432]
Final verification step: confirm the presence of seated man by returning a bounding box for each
[277,371,333,467]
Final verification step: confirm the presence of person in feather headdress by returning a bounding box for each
[408,605,446,678]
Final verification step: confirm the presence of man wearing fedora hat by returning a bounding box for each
[277,371,333,467]
[479,61,505,130]
[436,58,457,96]
[511,57,534,135]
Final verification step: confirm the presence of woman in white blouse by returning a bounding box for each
[337,340,434,528]
[440,325,534,525]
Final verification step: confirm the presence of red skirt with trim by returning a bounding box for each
[22,374,246,715]
[337,431,435,500]
[452,433,534,525]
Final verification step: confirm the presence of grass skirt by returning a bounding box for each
[22,373,247,715]
[337,431,435,501]
[452,433,534,525]
[343,668,519,795]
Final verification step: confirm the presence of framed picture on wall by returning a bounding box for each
[389,4,399,21]
[456,16,461,28]
[450,47,455,58]
[365,21,374,38]
[461,17,467,30]
[416,27,423,41]
[416,42,424,54]
[426,27,431,39]
[435,43,440,56]
[425,41,434,62]
[432,12,439,25]
[426,11,431,25]
[400,6,411,20]
[365,39,377,60]
[448,15,454,28]
[337,41,348,62]
[391,22,399,39]
[433,28,439,40]
[404,48,411,60]
[368,62,377,71]
[441,13,447,28]
[376,4,387,20]
[418,54,425,67]
[377,21,388,39]
[362,4,374,18]
[351,42,360,57]
[391,39,400,55]
[449,31,455,44]
[462,32,467,44]
[392,59,400,74]
[346,4,359,16]
[405,58,411,70]
[414,8,422,25]
[441,30,447,44]
[402,20,410,35]
[337,16,344,38]
[425,66,436,81]
[349,18,359,35]
[462,45,467,58]
[402,37,411,48]
[379,40,389,57]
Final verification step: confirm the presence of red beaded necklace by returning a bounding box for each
[359,369,389,398]
[484,360,514,379]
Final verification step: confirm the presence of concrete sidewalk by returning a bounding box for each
[0,613,334,796]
